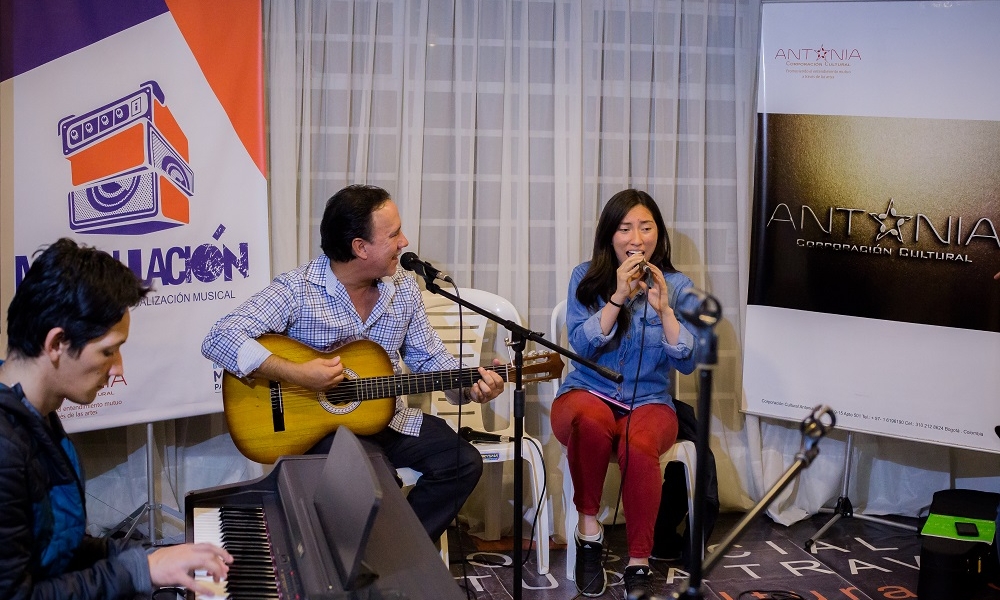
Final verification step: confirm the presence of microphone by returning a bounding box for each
[458,426,512,444]
[626,262,655,308]
[399,252,453,283]
[675,286,722,328]
[638,261,654,286]
[801,405,835,440]
[798,405,836,465]
[628,252,652,284]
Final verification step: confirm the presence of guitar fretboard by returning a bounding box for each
[323,365,510,403]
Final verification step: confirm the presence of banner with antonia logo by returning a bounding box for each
[744,0,1000,452]
[0,0,270,432]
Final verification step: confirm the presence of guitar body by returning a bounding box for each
[223,333,563,464]
[222,335,396,463]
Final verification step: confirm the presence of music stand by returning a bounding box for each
[315,428,383,591]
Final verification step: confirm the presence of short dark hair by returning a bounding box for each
[5,238,151,358]
[320,185,392,262]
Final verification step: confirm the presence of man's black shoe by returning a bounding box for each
[575,532,607,597]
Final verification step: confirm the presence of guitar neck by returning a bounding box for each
[326,364,510,402]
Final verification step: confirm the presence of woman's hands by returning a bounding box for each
[603,254,681,345]
[611,257,682,346]
[611,253,650,306]
[643,264,683,345]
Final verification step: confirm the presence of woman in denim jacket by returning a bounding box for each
[552,190,697,598]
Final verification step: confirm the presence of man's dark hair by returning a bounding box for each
[320,184,392,262]
[6,238,151,358]
[577,189,676,340]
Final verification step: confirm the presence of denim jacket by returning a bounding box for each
[556,261,697,411]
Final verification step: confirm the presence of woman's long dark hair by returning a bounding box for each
[577,189,676,339]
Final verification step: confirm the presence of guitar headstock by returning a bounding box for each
[515,351,565,384]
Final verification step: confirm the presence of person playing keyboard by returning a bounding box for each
[0,238,232,600]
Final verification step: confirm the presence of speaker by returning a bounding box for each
[917,489,1000,600]
[60,81,193,235]
[68,168,190,235]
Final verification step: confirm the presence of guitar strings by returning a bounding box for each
[267,352,554,403]
[275,365,508,403]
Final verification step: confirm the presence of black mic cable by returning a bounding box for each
[609,288,649,558]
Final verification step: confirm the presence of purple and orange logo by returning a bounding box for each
[58,81,193,235]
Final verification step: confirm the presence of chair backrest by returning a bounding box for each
[420,288,522,434]
[549,300,570,386]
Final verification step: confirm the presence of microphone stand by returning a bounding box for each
[422,278,621,600]
[661,287,836,599]
[669,404,836,600]
[671,292,722,600]
[664,289,836,600]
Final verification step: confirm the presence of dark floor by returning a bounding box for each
[444,511,1000,600]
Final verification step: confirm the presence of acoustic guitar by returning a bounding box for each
[222,334,564,463]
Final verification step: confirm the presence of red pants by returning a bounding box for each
[551,389,678,558]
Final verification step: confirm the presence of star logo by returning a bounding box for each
[816,45,829,60]
[869,198,912,243]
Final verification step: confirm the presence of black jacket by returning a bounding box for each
[0,383,151,600]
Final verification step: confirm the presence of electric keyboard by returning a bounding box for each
[185,430,463,600]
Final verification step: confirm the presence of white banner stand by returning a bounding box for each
[107,422,184,546]
[804,431,918,550]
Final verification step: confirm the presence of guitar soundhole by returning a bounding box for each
[318,368,362,415]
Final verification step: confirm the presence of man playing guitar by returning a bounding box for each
[202,184,504,542]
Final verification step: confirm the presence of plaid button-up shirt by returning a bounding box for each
[202,256,461,436]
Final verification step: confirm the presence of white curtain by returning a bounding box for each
[75,0,988,542]
[260,0,985,532]
[261,0,762,539]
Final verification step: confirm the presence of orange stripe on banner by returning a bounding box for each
[164,0,266,176]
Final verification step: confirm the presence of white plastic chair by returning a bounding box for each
[412,288,551,574]
[549,300,698,580]
[395,466,448,562]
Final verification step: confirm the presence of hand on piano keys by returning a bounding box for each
[191,506,279,600]
[190,576,229,600]
[148,511,234,598]
[192,507,228,600]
